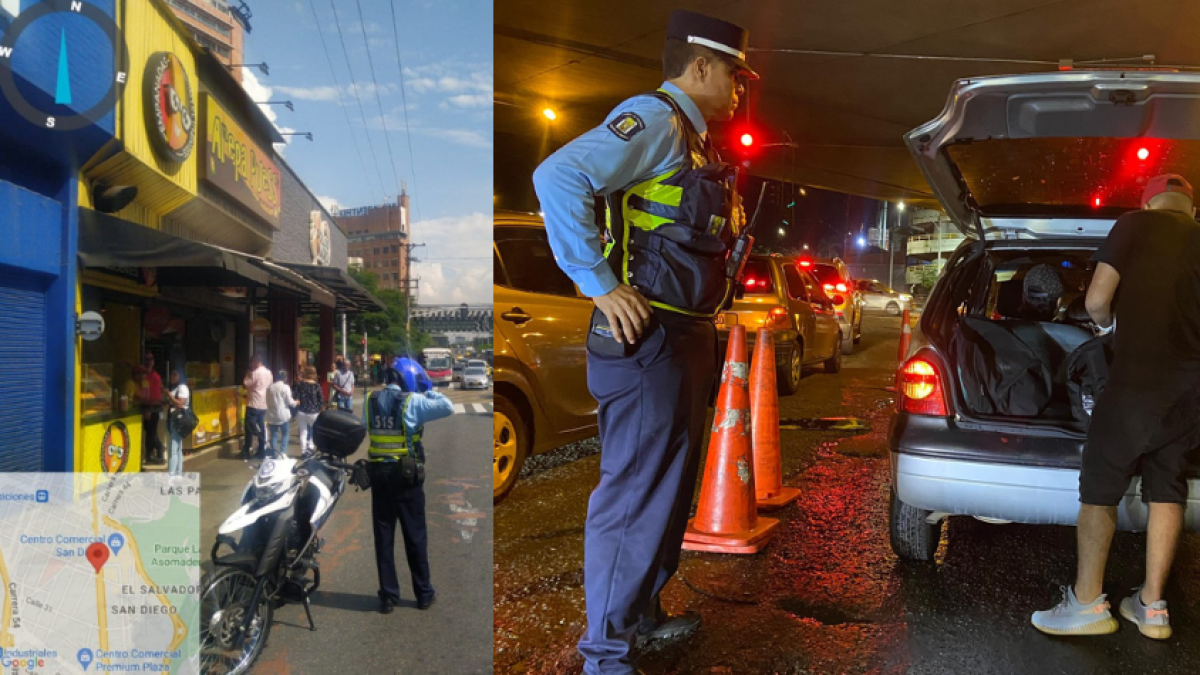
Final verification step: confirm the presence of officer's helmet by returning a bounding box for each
[390,357,433,393]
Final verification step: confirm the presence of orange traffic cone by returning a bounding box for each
[897,308,912,362]
[749,329,800,511]
[683,324,779,554]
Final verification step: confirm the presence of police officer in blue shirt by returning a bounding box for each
[533,9,758,675]
[366,357,454,614]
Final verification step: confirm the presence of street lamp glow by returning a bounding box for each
[802,244,809,250]
[799,188,807,196]
[898,201,905,211]
[543,108,557,120]
[778,228,785,236]
[857,237,867,247]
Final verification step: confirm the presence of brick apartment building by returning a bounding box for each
[166,0,245,81]
[340,190,412,292]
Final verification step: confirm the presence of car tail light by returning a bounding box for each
[897,353,949,416]
[799,260,812,267]
[768,306,788,326]
[833,295,845,305]
[835,283,848,293]
[823,283,833,291]
[745,277,762,290]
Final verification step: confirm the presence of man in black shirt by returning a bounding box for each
[1033,174,1200,639]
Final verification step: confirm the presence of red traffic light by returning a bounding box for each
[740,133,754,147]
[361,337,366,346]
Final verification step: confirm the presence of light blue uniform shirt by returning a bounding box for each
[532,81,708,297]
[365,385,455,436]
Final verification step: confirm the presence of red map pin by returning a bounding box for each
[87,542,109,574]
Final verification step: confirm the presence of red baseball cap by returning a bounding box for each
[1141,173,1194,204]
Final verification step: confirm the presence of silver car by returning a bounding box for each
[855,279,912,316]
[461,367,490,390]
[889,70,1200,562]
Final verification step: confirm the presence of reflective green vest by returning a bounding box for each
[367,389,424,461]
[605,89,738,318]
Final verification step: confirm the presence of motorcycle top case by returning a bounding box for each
[312,409,367,458]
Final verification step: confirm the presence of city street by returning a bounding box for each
[196,385,493,674]
[494,316,1200,675]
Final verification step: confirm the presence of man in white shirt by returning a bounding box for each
[266,370,298,457]
[242,356,273,461]
[332,358,356,413]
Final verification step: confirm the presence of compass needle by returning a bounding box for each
[55,28,71,106]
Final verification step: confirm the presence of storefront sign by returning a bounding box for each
[251,317,271,337]
[143,52,195,162]
[201,94,281,227]
[100,421,131,473]
[309,210,331,265]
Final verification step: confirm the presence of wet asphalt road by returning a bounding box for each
[494,315,1200,675]
[195,386,493,674]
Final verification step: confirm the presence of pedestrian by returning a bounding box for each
[366,357,453,614]
[332,358,356,413]
[241,355,272,461]
[532,10,756,673]
[139,352,166,465]
[266,369,298,457]
[1032,174,1200,640]
[293,365,324,454]
[163,368,189,482]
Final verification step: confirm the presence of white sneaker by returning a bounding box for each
[1120,586,1172,640]
[1032,585,1119,636]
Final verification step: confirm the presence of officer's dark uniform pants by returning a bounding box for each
[369,463,434,605]
[578,314,717,675]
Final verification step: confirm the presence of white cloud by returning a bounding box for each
[316,195,341,214]
[443,94,491,109]
[273,82,394,103]
[410,212,492,304]
[414,127,492,149]
[241,69,278,125]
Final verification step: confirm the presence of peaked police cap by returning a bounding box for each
[666,10,759,79]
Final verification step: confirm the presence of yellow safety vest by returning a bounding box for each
[604,89,737,318]
[367,390,424,461]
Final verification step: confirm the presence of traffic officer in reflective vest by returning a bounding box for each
[532,9,758,674]
[365,358,453,614]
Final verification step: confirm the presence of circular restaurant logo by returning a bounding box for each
[0,0,128,132]
[143,51,195,162]
[101,421,130,473]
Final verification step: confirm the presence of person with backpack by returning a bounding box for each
[163,369,190,483]
[1033,174,1200,640]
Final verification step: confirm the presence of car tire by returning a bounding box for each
[824,334,842,374]
[889,488,941,562]
[885,301,901,316]
[777,341,802,396]
[494,396,528,505]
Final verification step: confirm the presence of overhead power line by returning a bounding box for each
[305,0,379,203]
[330,0,389,201]
[354,0,403,198]
[388,0,423,227]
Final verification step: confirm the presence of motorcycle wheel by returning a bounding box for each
[200,567,273,675]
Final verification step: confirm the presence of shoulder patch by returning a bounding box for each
[607,112,646,142]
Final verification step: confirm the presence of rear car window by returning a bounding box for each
[782,265,808,301]
[946,137,1200,217]
[494,226,578,297]
[741,259,775,294]
[810,264,844,286]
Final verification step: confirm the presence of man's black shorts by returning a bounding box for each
[1081,381,1200,506]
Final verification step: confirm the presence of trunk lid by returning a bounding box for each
[906,71,1200,239]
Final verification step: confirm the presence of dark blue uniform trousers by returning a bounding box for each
[370,465,434,605]
[578,315,717,675]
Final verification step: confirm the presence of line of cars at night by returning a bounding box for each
[493,209,881,502]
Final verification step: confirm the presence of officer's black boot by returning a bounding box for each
[636,596,701,646]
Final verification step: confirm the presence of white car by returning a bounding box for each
[855,279,913,316]
[461,367,490,390]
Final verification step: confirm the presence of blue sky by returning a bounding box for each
[244,0,492,305]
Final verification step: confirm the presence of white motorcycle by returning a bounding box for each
[200,410,366,675]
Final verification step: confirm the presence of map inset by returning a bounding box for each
[0,473,199,674]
